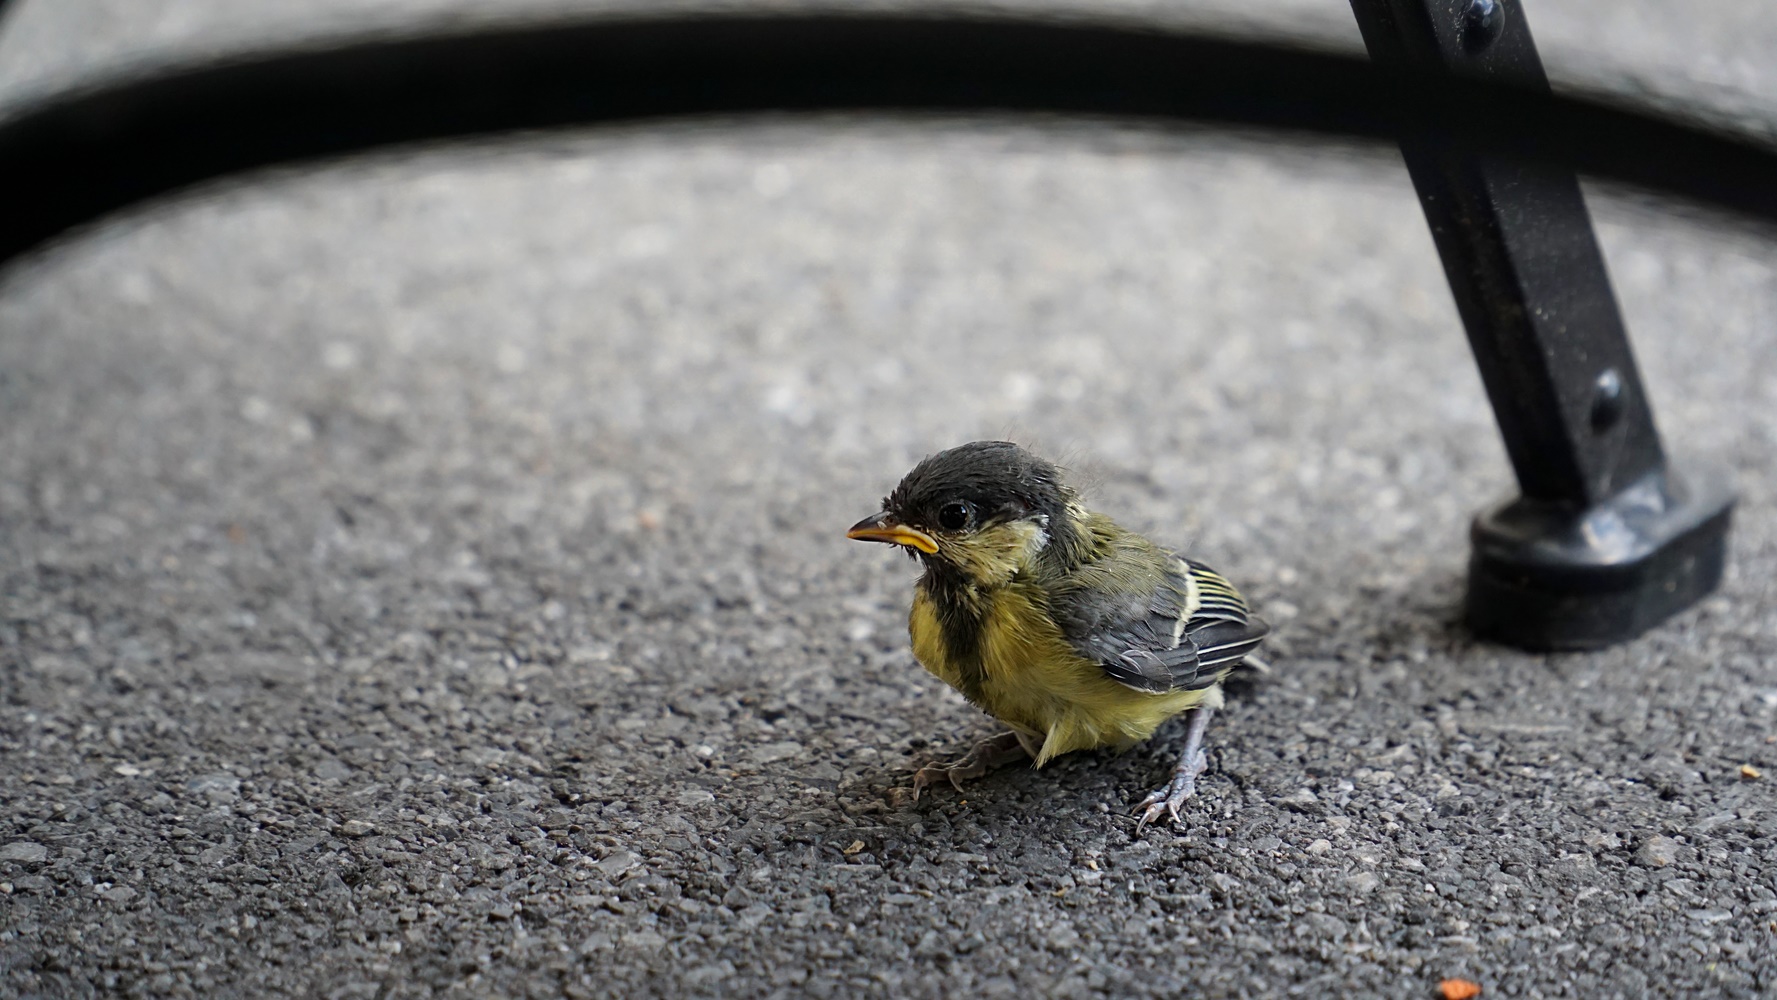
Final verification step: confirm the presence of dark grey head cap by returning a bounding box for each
[885,441,1071,533]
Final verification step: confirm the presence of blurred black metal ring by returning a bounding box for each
[0,12,1774,268]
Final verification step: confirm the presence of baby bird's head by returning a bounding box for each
[848,441,1079,586]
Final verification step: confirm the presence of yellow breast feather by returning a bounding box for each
[910,582,1213,767]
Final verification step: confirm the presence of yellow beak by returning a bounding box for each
[846,512,939,554]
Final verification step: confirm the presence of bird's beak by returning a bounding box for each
[846,511,939,554]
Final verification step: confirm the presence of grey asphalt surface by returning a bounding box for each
[3,2,1776,998]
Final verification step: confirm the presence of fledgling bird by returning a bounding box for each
[847,441,1269,827]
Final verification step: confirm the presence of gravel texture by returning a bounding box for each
[3,4,1777,999]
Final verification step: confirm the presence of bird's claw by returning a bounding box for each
[1132,779,1193,832]
[1132,747,1207,832]
[910,761,980,801]
[907,732,1029,802]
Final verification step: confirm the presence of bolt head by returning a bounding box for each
[1590,367,1625,432]
[1461,0,1506,52]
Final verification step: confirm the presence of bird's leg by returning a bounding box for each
[912,731,1030,800]
[1134,706,1215,830]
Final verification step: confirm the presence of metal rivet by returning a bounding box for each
[1461,0,1505,52]
[1590,368,1625,432]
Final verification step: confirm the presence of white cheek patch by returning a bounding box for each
[1005,519,1050,564]
[966,519,1054,584]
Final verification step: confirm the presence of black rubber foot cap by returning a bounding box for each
[1465,465,1734,651]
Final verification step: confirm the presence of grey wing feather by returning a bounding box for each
[1051,555,1269,695]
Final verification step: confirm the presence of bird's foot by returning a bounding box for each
[910,732,1029,801]
[1133,747,1207,830]
[1132,705,1217,831]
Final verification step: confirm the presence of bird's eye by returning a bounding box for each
[937,501,971,531]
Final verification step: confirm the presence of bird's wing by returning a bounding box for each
[1049,556,1270,695]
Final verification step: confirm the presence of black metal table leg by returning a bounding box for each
[1347,0,1734,650]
